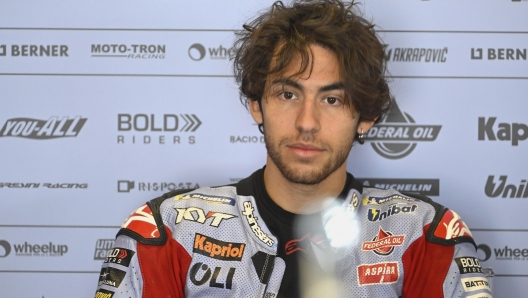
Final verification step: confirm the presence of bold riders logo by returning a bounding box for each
[366,101,441,159]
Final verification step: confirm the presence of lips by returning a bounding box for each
[287,143,325,158]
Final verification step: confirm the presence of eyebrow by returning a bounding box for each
[271,78,345,93]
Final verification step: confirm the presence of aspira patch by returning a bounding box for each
[193,233,245,261]
[357,262,399,286]
[174,193,236,206]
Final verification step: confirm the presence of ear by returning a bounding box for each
[357,117,378,135]
[249,99,263,125]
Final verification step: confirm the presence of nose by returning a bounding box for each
[295,98,320,134]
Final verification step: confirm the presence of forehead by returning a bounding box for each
[269,44,343,84]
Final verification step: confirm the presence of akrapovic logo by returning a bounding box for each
[188,43,235,61]
[0,44,68,57]
[193,233,245,261]
[0,116,87,139]
[471,48,526,60]
[384,45,447,62]
[478,117,527,146]
[359,178,440,196]
[91,44,165,59]
[367,101,441,159]
[485,175,527,198]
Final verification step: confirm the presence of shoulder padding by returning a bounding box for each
[116,188,195,246]
[401,192,476,250]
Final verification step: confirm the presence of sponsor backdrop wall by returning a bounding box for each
[0,0,527,297]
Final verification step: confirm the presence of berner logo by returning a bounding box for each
[188,43,235,61]
[471,48,526,60]
[91,44,165,59]
[384,45,448,63]
[478,117,527,146]
[117,180,199,193]
[485,175,527,198]
[366,100,441,159]
[117,113,201,145]
[0,116,87,139]
[359,178,440,196]
[0,44,68,57]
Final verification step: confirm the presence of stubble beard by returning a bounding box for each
[265,132,353,185]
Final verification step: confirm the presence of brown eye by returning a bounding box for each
[283,92,295,100]
[326,97,339,105]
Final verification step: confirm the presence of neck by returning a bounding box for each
[263,156,348,214]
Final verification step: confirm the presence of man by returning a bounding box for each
[95,1,491,297]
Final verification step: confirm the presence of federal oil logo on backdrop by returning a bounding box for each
[0,116,87,139]
[366,101,441,159]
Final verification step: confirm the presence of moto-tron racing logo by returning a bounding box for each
[367,101,441,159]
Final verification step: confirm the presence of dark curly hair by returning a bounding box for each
[233,0,392,138]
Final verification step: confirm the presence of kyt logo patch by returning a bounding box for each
[361,227,405,256]
[175,207,236,227]
[357,262,399,286]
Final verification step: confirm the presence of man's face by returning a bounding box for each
[250,44,364,185]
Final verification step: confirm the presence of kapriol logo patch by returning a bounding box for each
[366,101,441,159]
[361,227,405,256]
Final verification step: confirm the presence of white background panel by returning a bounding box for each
[1,0,527,297]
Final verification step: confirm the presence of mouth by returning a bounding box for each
[287,143,325,158]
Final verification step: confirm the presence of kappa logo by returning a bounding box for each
[367,100,441,159]
[242,201,275,247]
[0,116,87,139]
[104,247,135,267]
[362,195,419,206]
[361,227,405,256]
[433,210,472,240]
[461,277,491,293]
[121,205,160,238]
[193,233,245,261]
[175,207,236,227]
[357,262,399,286]
[367,204,418,222]
[175,193,236,206]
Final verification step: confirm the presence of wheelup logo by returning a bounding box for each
[471,48,526,60]
[118,180,199,193]
[478,117,527,146]
[0,44,68,57]
[367,101,441,159]
[0,116,87,139]
[384,45,447,63]
[117,114,201,145]
[188,43,235,61]
[359,178,440,196]
[477,243,528,261]
[0,240,67,257]
[485,175,527,198]
[91,44,165,59]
